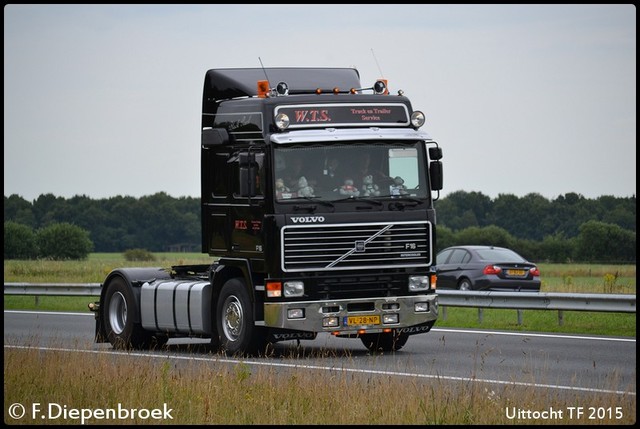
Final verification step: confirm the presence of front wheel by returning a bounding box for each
[360,331,409,352]
[216,278,266,356]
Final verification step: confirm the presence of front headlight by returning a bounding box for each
[283,281,304,297]
[275,113,290,130]
[410,111,425,128]
[409,275,430,291]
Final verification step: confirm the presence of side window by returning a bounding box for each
[436,249,453,265]
[211,151,232,198]
[448,249,466,265]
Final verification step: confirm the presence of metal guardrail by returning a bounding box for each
[4,282,636,313]
[437,290,636,313]
[5,283,102,297]
[435,289,636,325]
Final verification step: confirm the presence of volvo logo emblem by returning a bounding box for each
[355,240,366,252]
[291,216,325,223]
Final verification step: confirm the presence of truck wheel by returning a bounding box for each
[360,331,409,352]
[216,278,266,356]
[102,277,154,350]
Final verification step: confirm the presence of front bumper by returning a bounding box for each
[263,294,438,334]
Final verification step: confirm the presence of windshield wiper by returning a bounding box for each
[289,197,335,211]
[332,196,384,208]
[386,196,424,210]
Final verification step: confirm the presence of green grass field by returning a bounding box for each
[4,345,634,425]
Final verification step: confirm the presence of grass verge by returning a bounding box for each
[4,345,636,425]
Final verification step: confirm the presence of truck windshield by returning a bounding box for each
[274,142,428,202]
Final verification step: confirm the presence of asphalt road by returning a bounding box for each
[4,310,636,397]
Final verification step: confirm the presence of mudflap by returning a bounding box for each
[89,301,108,343]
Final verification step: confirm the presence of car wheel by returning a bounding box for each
[216,277,267,356]
[458,278,472,291]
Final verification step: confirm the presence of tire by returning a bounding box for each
[360,331,409,352]
[102,277,156,350]
[458,278,472,291]
[216,278,266,356]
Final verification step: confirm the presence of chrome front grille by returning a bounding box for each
[281,221,432,272]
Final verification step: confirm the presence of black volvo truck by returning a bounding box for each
[91,67,444,355]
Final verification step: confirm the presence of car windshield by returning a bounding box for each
[475,248,525,262]
[273,142,428,202]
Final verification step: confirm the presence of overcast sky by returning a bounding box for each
[4,4,636,202]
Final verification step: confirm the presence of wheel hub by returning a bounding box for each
[222,296,243,341]
[108,291,127,335]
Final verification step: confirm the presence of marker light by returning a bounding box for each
[275,113,290,130]
[410,111,425,128]
[266,281,282,298]
[257,80,269,98]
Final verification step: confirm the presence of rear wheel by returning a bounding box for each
[102,277,160,349]
[216,278,267,356]
[458,278,472,291]
[360,331,409,352]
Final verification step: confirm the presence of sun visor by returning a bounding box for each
[203,68,362,102]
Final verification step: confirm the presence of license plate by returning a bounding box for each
[345,315,380,326]
[507,269,526,276]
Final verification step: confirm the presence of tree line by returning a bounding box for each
[435,190,635,263]
[4,191,636,263]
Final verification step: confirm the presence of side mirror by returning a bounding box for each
[430,160,443,191]
[428,146,443,160]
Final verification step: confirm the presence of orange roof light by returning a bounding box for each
[257,80,270,98]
